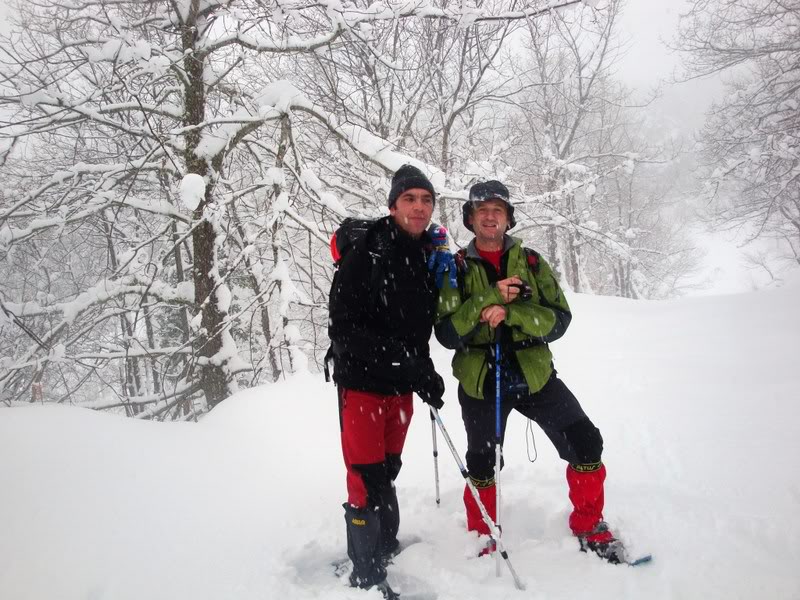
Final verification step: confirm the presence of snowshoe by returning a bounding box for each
[577,521,626,564]
[381,537,401,567]
[381,535,422,566]
[346,573,399,600]
[375,580,400,600]
[476,536,496,558]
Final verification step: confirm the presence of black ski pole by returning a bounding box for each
[428,406,526,591]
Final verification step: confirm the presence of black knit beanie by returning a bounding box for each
[387,164,436,208]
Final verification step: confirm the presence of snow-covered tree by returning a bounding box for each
[0,0,585,414]
[488,0,697,298]
[677,0,800,267]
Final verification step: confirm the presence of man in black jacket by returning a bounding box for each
[328,165,446,598]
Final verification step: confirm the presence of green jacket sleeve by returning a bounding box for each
[505,255,572,343]
[434,270,503,349]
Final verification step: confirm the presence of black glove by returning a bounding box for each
[413,361,445,410]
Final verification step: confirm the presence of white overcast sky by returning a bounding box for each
[616,0,725,132]
[617,0,686,89]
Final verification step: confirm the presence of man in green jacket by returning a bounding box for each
[435,180,623,564]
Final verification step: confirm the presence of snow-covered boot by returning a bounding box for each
[577,521,626,564]
[344,503,387,589]
[477,537,497,557]
[375,580,401,600]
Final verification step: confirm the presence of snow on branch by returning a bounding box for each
[0,192,189,247]
[4,277,194,322]
[0,157,178,224]
[253,80,445,187]
[79,379,201,413]
[196,0,585,56]
[198,27,346,56]
[1,347,193,374]
[326,0,586,26]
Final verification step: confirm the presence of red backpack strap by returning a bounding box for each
[523,247,541,274]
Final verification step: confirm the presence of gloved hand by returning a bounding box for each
[413,359,445,410]
[427,224,458,290]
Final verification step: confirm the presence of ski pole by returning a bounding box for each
[494,336,502,577]
[428,407,526,591]
[430,410,440,506]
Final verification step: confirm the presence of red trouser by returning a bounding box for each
[339,388,413,508]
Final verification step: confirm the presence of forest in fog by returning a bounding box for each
[1,0,797,417]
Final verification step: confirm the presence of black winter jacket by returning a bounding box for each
[328,216,438,394]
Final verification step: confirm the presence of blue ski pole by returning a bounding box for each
[495,333,502,577]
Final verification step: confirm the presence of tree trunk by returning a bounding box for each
[565,229,581,292]
[268,117,293,377]
[183,13,230,410]
[547,225,561,281]
[143,304,161,395]
[229,205,280,382]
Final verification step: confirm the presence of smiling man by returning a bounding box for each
[328,165,446,599]
[435,180,626,564]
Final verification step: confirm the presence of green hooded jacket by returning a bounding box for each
[434,236,572,399]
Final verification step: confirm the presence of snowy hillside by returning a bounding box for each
[2,287,799,600]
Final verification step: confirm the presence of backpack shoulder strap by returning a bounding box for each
[453,248,469,300]
[454,248,468,273]
[522,247,541,274]
[332,218,374,266]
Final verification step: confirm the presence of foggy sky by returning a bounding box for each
[617,0,725,133]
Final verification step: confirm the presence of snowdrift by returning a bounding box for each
[2,286,799,600]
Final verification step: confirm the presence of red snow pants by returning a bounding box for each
[339,387,413,508]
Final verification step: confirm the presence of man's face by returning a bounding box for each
[390,188,434,237]
[469,199,509,242]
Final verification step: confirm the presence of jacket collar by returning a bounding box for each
[465,234,517,259]
[364,215,431,254]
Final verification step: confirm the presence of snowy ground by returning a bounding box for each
[2,285,799,600]
[685,227,800,296]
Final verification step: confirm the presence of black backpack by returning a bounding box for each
[323,217,440,381]
[328,218,384,299]
[329,217,374,266]
[324,218,381,382]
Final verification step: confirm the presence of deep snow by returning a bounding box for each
[2,285,799,600]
